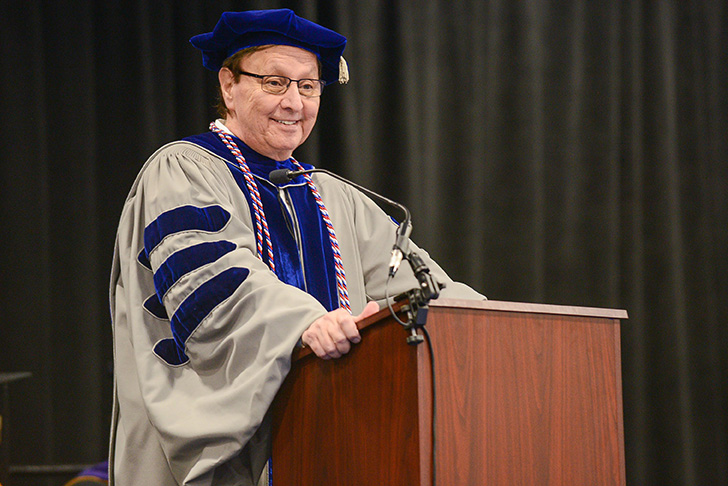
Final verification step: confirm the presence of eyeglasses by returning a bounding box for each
[236,70,325,97]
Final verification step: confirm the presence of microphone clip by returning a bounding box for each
[399,250,445,345]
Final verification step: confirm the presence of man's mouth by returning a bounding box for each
[274,119,298,126]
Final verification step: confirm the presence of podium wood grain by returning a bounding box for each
[271,299,626,485]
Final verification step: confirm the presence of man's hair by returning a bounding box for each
[215,46,267,118]
[215,45,324,119]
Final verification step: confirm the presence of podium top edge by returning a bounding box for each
[429,298,629,320]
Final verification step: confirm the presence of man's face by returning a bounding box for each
[220,45,321,161]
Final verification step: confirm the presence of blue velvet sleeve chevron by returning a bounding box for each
[154,267,250,366]
[143,205,231,255]
[153,241,237,298]
[141,204,250,366]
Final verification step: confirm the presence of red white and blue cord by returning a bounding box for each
[291,158,351,313]
[210,123,351,312]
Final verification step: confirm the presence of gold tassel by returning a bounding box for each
[338,56,349,84]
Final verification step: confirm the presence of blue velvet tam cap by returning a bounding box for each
[190,9,349,85]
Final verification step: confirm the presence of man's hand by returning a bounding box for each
[301,301,380,359]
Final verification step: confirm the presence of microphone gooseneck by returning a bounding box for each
[268,166,441,316]
[269,167,412,277]
[269,168,409,223]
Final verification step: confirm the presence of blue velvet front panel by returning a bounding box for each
[185,131,341,312]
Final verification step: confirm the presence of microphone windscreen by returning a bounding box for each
[269,169,293,184]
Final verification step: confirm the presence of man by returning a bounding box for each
[109,9,483,486]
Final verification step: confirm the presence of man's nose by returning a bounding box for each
[280,83,305,110]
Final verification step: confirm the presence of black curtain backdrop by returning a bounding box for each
[1,1,726,485]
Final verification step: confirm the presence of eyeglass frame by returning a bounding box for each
[235,70,326,97]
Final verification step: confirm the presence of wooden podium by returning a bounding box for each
[271,299,627,485]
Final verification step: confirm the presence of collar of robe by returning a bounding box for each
[183,128,351,313]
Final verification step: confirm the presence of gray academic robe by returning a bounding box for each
[109,140,484,486]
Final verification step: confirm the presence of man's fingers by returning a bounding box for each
[304,333,341,359]
[337,313,360,343]
[356,301,380,321]
[303,302,380,359]
[344,301,379,343]
[303,313,347,359]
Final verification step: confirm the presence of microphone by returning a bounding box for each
[269,168,411,277]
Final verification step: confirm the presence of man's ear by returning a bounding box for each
[218,68,235,109]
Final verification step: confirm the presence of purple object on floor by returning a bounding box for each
[77,461,109,480]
